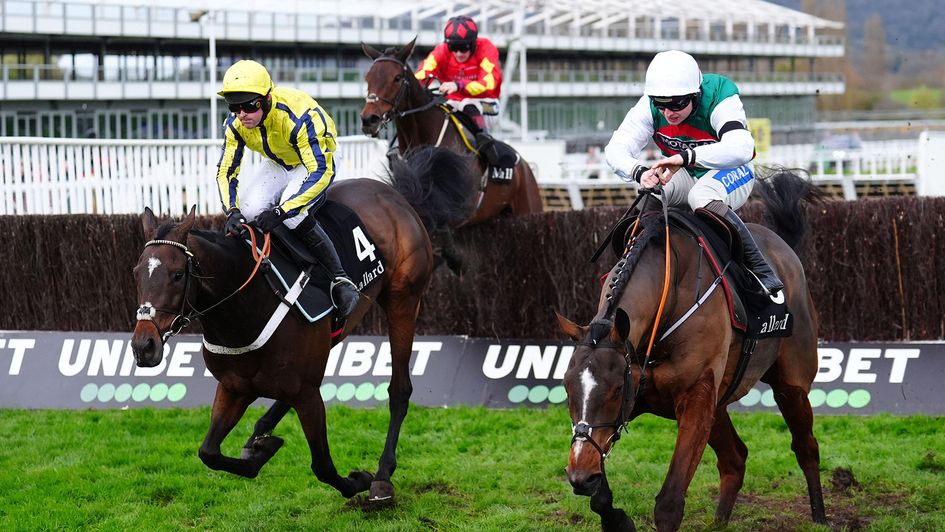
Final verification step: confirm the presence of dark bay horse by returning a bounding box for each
[359,38,544,226]
[130,148,473,503]
[557,171,827,531]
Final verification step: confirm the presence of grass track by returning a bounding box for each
[1,406,943,531]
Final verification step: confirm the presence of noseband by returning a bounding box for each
[365,55,443,128]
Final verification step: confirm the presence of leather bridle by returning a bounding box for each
[135,228,270,343]
[365,56,443,129]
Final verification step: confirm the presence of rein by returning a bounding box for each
[570,187,673,470]
[135,225,271,343]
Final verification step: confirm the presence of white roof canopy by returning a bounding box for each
[78,0,844,32]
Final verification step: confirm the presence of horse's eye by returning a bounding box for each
[173,271,185,281]
[395,74,403,82]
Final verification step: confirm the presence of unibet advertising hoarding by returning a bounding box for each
[0,331,942,414]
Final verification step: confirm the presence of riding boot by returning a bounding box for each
[462,104,486,132]
[292,217,360,317]
[721,208,784,295]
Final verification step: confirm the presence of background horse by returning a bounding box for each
[360,38,543,226]
[557,171,827,531]
[131,147,473,504]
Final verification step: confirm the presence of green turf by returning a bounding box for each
[1,406,942,531]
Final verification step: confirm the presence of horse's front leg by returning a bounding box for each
[294,393,373,498]
[239,400,291,463]
[590,473,636,532]
[707,408,748,523]
[198,383,273,478]
[368,296,419,503]
[654,368,718,532]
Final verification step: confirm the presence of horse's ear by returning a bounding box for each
[362,42,382,60]
[555,311,587,342]
[396,37,417,63]
[141,207,158,240]
[176,205,197,242]
[613,308,632,342]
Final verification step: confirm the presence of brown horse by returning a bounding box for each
[359,38,543,226]
[130,147,473,503]
[557,171,827,531]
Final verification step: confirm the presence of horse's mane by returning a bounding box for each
[590,214,665,343]
[389,146,478,233]
[154,220,177,240]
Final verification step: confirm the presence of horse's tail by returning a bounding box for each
[389,146,478,234]
[755,167,827,250]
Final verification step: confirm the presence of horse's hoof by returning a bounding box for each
[343,469,375,497]
[239,434,284,461]
[368,480,395,504]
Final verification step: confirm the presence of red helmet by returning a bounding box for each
[444,16,478,50]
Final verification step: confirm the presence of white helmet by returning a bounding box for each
[644,50,702,97]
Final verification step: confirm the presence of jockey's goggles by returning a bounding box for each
[227,96,264,114]
[650,93,697,112]
[447,43,473,53]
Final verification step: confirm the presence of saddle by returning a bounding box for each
[611,208,792,340]
[246,200,385,341]
[444,106,518,184]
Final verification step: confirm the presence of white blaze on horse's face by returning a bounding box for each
[147,257,161,278]
[572,366,598,458]
[579,367,597,421]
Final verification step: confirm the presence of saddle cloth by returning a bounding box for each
[612,209,793,339]
[246,200,385,331]
[445,107,518,183]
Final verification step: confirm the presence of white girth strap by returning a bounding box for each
[435,116,450,147]
[203,271,310,355]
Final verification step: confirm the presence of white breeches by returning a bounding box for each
[661,163,756,211]
[237,160,312,229]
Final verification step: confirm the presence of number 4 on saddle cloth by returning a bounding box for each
[609,209,793,341]
[246,200,385,341]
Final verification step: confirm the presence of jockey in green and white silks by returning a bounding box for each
[605,50,783,296]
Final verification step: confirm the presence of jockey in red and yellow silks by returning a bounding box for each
[414,16,502,131]
[414,39,502,102]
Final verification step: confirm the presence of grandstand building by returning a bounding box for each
[0,0,843,145]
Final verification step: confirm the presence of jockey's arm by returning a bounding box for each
[604,96,654,183]
[279,110,337,217]
[414,45,449,83]
[215,117,246,212]
[693,95,755,169]
[461,40,501,98]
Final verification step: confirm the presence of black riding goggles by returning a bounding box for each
[228,97,264,114]
[650,93,696,112]
[447,43,473,53]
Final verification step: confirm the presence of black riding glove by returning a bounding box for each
[224,208,247,237]
[254,206,288,233]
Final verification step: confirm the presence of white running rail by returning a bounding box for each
[0,136,388,215]
[0,136,927,214]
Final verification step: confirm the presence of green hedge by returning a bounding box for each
[2,197,943,341]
